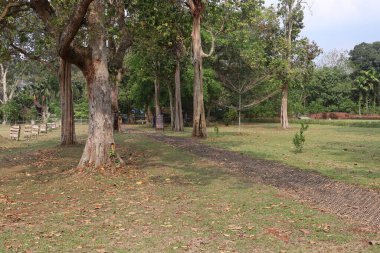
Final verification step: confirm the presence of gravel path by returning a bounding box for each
[136,130,380,229]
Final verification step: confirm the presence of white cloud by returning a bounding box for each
[264,0,380,52]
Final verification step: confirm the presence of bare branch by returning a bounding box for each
[242,88,281,109]
[10,43,57,73]
[201,29,215,58]
[9,86,16,100]
[242,74,273,93]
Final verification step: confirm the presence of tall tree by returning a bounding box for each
[350,42,380,109]
[31,0,124,168]
[216,1,282,132]
[108,0,132,131]
[2,0,77,144]
[277,0,305,129]
[186,0,215,137]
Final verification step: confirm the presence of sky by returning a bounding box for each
[265,0,380,55]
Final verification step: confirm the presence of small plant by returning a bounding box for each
[293,123,309,153]
[108,149,116,159]
[214,125,219,136]
[108,143,116,159]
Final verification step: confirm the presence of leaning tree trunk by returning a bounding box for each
[192,14,207,137]
[59,58,76,145]
[174,60,184,131]
[281,84,289,129]
[358,92,362,116]
[78,0,123,169]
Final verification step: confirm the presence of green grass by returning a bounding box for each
[243,118,380,128]
[160,123,380,188]
[0,125,380,252]
[291,119,380,128]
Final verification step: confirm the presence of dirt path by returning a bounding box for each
[135,130,380,229]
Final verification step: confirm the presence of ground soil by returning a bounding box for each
[136,129,380,230]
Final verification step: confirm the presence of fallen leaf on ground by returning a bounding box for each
[227,225,243,231]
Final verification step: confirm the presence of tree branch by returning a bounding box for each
[9,86,16,100]
[242,74,272,93]
[201,29,215,58]
[58,0,94,58]
[242,88,281,109]
[0,1,25,24]
[29,0,56,33]
[108,0,132,74]
[186,0,196,14]
[9,43,57,73]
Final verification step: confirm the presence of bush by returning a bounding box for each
[293,123,309,153]
[2,101,21,123]
[223,108,237,126]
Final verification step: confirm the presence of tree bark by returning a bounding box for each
[0,64,8,125]
[238,93,241,133]
[59,58,76,145]
[168,85,174,130]
[174,60,184,131]
[280,0,298,129]
[281,84,289,129]
[145,102,153,125]
[111,69,122,131]
[78,0,123,168]
[191,14,207,137]
[154,74,161,129]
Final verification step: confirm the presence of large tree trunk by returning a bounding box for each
[281,84,289,129]
[59,58,76,145]
[192,14,207,137]
[174,60,184,131]
[78,0,123,169]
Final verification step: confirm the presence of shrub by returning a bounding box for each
[293,123,309,153]
[223,108,237,126]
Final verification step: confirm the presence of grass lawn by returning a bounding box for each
[0,124,379,252]
[158,123,380,189]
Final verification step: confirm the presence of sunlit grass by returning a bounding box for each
[161,123,380,188]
